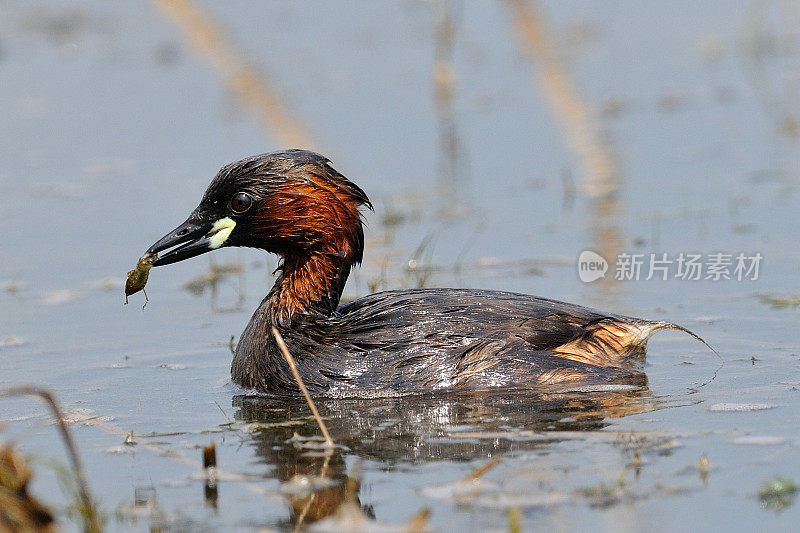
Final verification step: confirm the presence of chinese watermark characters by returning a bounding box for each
[577,251,762,282]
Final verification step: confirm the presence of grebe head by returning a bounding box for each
[147,150,372,268]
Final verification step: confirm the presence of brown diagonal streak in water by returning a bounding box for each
[152,0,317,150]
[506,0,618,198]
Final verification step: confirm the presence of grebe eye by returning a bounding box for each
[230,192,253,214]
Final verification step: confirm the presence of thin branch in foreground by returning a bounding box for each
[0,385,102,533]
[271,327,335,448]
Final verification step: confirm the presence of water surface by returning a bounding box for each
[1,1,799,531]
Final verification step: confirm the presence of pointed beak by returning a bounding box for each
[147,215,237,267]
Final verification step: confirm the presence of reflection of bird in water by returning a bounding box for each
[240,405,368,529]
[145,150,703,395]
[233,385,658,527]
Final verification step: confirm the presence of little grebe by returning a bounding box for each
[145,150,690,395]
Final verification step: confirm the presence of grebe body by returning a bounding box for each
[145,150,677,395]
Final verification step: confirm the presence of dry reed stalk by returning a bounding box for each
[0,386,101,533]
[270,327,335,448]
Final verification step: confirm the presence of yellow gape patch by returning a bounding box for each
[208,217,236,249]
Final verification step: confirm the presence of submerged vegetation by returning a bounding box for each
[758,477,798,511]
[755,293,800,310]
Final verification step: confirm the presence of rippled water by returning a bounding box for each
[1,1,799,531]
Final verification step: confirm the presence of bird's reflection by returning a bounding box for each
[233,376,656,527]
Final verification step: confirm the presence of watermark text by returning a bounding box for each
[578,251,762,282]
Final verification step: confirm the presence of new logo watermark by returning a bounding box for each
[577,251,763,282]
[578,250,609,282]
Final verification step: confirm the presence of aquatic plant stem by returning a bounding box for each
[0,385,101,533]
[271,327,335,447]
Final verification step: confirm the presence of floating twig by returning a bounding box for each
[213,400,234,426]
[406,507,431,533]
[464,456,501,482]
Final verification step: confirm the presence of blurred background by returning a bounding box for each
[1,1,799,531]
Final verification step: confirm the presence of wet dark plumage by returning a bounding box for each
[234,288,661,395]
[147,149,680,396]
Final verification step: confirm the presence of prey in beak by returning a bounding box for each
[147,216,237,267]
[124,213,237,306]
